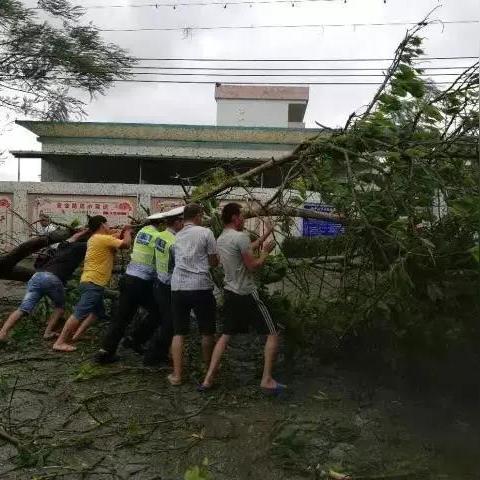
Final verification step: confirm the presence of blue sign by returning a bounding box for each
[302,203,344,238]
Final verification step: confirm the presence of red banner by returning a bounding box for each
[29,195,137,228]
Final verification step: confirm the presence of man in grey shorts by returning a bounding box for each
[200,202,286,394]
[167,203,219,386]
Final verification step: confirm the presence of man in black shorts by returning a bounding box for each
[200,202,285,394]
[167,203,219,386]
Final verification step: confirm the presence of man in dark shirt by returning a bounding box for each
[0,228,90,343]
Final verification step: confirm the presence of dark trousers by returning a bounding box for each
[102,274,158,354]
[143,281,174,363]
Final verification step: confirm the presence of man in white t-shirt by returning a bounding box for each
[167,203,219,386]
[199,202,286,395]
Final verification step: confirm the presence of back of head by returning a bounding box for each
[165,215,182,227]
[39,213,51,227]
[221,202,242,225]
[88,215,107,233]
[183,203,203,222]
[147,218,163,228]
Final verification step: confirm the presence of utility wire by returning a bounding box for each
[67,72,465,77]
[124,65,472,71]
[12,77,454,85]
[24,54,475,62]
[3,69,470,79]
[128,55,476,62]
[99,20,478,33]
[41,0,344,9]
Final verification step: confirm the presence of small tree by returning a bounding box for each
[0,0,134,119]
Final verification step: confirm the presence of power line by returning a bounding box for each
[99,19,478,33]
[4,68,471,79]
[20,77,455,85]
[130,65,472,71]
[55,0,344,9]
[89,71,465,77]
[129,55,476,62]
[23,54,475,63]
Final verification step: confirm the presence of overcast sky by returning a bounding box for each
[0,0,478,181]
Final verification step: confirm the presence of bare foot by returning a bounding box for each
[52,343,77,352]
[167,373,182,386]
[260,379,285,390]
[72,334,93,342]
[43,332,59,340]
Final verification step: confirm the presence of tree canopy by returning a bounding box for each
[0,0,134,119]
[190,20,480,366]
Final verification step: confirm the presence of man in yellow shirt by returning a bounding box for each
[53,215,133,352]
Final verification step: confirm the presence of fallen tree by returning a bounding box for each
[180,14,480,374]
[0,229,73,281]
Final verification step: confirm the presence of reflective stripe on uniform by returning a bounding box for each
[130,225,158,267]
[155,229,176,274]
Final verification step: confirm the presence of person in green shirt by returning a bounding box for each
[143,207,185,366]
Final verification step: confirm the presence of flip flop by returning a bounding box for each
[196,383,215,393]
[261,383,287,397]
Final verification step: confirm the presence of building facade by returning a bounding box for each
[1,85,329,246]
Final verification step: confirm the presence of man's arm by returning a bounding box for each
[118,226,133,250]
[208,254,219,267]
[66,228,89,244]
[241,240,275,272]
[251,219,274,250]
[206,230,219,267]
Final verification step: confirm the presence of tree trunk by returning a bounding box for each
[0,229,72,282]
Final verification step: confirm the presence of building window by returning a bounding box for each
[288,103,306,123]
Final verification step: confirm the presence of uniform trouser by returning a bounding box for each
[142,281,174,363]
[101,274,158,354]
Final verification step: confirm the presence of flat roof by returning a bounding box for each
[215,84,309,101]
[16,120,321,145]
[9,151,264,163]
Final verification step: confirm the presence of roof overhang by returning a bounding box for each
[9,151,264,164]
[215,84,309,102]
[16,120,320,145]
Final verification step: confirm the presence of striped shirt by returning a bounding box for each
[171,224,217,291]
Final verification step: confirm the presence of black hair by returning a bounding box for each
[166,215,182,226]
[148,218,163,227]
[87,215,107,233]
[221,202,242,225]
[183,203,203,221]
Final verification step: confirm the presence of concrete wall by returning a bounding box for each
[217,100,291,128]
[0,181,297,246]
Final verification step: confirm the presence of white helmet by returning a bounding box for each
[147,205,185,221]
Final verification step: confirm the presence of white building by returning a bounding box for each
[215,84,309,128]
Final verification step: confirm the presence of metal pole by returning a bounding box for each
[17,157,20,182]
